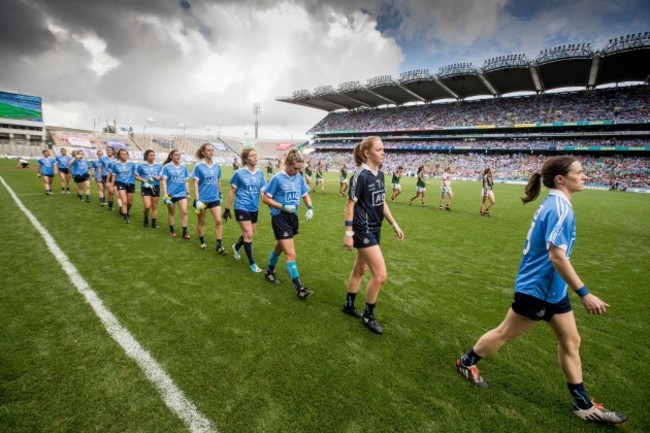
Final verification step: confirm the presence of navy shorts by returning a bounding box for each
[101,175,108,183]
[271,212,299,240]
[141,185,161,197]
[235,209,259,223]
[193,199,220,209]
[59,168,69,174]
[73,173,90,183]
[42,174,54,178]
[171,196,187,204]
[116,182,136,194]
[511,292,572,322]
[353,228,381,249]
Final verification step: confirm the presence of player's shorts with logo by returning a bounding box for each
[141,185,161,197]
[511,292,572,322]
[271,212,299,240]
[235,209,259,223]
[115,181,136,193]
[73,173,90,183]
[353,228,381,249]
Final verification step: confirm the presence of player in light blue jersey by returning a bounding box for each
[456,156,627,426]
[191,143,226,253]
[113,149,137,223]
[99,146,116,209]
[135,150,162,228]
[160,149,191,239]
[37,149,58,195]
[91,149,105,205]
[224,148,267,272]
[69,149,91,202]
[55,147,72,194]
[262,149,314,300]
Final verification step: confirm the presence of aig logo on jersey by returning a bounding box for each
[371,190,385,206]
[285,191,300,201]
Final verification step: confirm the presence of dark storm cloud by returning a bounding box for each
[0,0,56,56]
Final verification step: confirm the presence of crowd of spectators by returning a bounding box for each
[306,151,650,189]
[309,86,649,133]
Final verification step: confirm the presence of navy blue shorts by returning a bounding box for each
[59,168,69,174]
[171,196,187,204]
[73,173,90,183]
[353,228,381,249]
[193,199,220,209]
[101,175,108,183]
[511,292,572,322]
[141,185,161,197]
[235,209,259,223]
[116,182,136,194]
[271,212,299,240]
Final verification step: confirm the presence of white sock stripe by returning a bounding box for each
[0,176,216,433]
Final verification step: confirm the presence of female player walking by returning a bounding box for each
[160,150,191,238]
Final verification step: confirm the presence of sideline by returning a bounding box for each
[0,175,216,433]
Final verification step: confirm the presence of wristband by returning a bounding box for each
[345,230,355,237]
[575,286,590,298]
[308,205,313,209]
[345,220,353,227]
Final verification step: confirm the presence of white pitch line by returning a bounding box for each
[0,176,217,433]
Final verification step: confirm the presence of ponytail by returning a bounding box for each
[521,172,542,204]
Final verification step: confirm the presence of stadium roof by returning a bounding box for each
[278,32,650,111]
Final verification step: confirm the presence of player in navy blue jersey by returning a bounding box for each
[160,149,191,238]
[69,149,91,202]
[224,148,267,272]
[343,136,404,334]
[136,150,162,228]
[455,156,627,425]
[113,149,137,223]
[37,149,58,195]
[55,147,72,194]
[192,143,227,254]
[262,149,314,300]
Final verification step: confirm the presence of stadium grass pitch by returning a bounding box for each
[0,159,649,432]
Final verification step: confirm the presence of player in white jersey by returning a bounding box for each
[438,167,453,210]
[455,156,627,426]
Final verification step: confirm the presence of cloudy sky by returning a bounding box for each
[1,0,648,138]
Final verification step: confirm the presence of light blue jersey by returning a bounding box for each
[37,157,57,176]
[91,160,101,180]
[230,168,267,212]
[136,162,163,187]
[70,158,90,176]
[112,161,136,184]
[515,190,576,304]
[264,171,308,216]
[56,154,71,169]
[99,155,114,178]
[191,161,222,203]
[161,163,190,198]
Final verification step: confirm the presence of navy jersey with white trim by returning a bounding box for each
[349,165,385,232]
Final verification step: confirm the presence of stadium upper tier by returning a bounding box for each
[278,32,650,111]
[306,86,649,134]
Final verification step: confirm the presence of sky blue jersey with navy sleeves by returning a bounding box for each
[112,161,136,184]
[161,163,190,198]
[55,154,71,169]
[37,157,57,176]
[515,190,576,304]
[230,168,267,212]
[136,162,162,187]
[264,171,308,217]
[70,158,90,176]
[191,161,222,203]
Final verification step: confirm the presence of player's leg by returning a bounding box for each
[178,198,190,239]
[142,195,152,227]
[278,238,311,299]
[118,188,129,223]
[167,201,176,236]
[343,252,367,318]
[211,206,226,254]
[196,207,206,249]
[150,195,159,228]
[239,219,259,270]
[356,245,387,334]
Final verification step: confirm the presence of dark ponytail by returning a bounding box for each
[521,172,542,204]
[521,156,577,204]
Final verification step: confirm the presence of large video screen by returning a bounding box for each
[0,91,43,122]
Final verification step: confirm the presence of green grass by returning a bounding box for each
[0,160,649,432]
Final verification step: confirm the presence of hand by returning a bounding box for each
[223,208,232,221]
[393,224,404,241]
[305,207,313,221]
[143,182,152,189]
[343,234,354,251]
[281,204,296,213]
[163,195,172,205]
[580,293,609,315]
[195,200,204,210]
